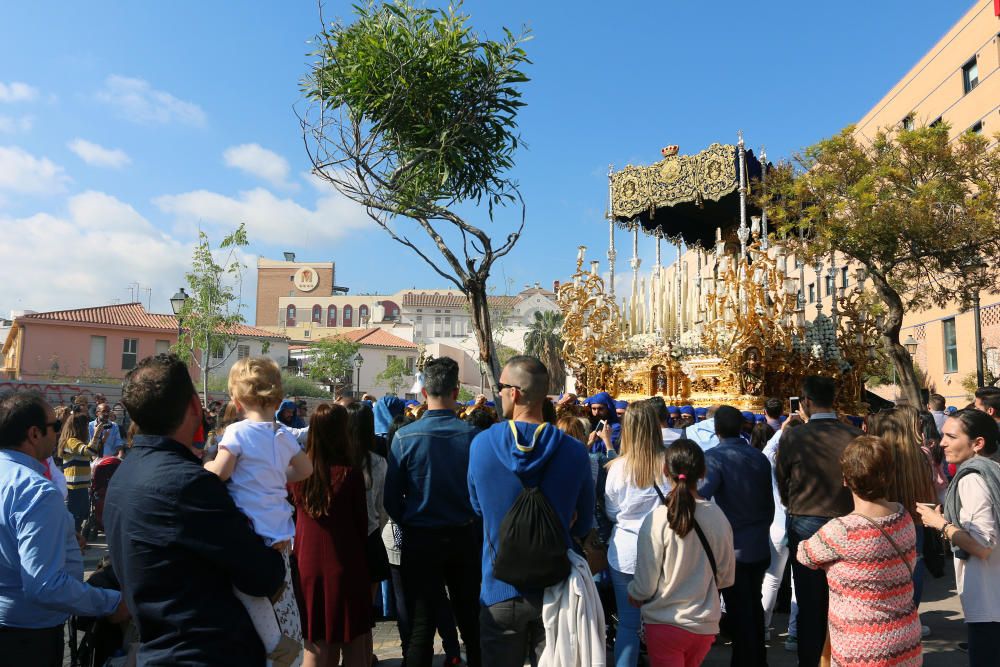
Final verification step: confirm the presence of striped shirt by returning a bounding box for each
[60,437,96,489]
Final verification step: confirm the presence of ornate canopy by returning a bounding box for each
[610,142,767,247]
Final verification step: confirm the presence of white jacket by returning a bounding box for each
[539,550,606,667]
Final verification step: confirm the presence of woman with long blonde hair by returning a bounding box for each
[604,400,669,667]
[866,405,937,617]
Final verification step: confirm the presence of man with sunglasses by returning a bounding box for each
[0,391,128,667]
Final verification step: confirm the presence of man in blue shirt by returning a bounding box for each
[468,356,594,667]
[385,356,482,667]
[698,405,774,667]
[89,402,123,457]
[104,354,286,666]
[0,391,126,667]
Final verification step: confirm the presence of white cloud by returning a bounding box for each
[0,146,70,194]
[153,186,371,246]
[223,143,297,189]
[0,115,33,133]
[0,82,38,103]
[0,191,192,313]
[95,75,206,126]
[67,138,131,168]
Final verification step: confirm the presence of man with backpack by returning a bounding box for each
[468,356,595,667]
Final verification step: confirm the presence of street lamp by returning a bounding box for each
[903,335,918,356]
[170,288,188,338]
[353,352,364,397]
[965,258,988,388]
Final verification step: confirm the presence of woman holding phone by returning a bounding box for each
[916,409,1000,667]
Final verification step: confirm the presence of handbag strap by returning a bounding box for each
[653,484,718,583]
[852,513,914,576]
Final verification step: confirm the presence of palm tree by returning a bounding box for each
[524,310,566,394]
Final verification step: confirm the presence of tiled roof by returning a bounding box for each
[18,303,288,340]
[335,327,417,349]
[401,291,519,309]
[19,303,177,330]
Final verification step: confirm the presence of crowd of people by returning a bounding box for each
[1,354,999,667]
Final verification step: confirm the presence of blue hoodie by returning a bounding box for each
[373,396,405,435]
[275,399,305,428]
[468,421,594,606]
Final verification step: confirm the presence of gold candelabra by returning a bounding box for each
[557,246,623,396]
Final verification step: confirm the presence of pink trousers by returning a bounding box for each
[645,623,715,667]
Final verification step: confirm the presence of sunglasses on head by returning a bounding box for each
[45,419,62,434]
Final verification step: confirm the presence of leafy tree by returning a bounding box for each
[375,356,411,395]
[173,224,249,407]
[764,124,1000,406]
[306,337,362,395]
[457,386,475,404]
[301,0,531,394]
[524,310,566,394]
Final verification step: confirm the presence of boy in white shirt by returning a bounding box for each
[205,357,313,666]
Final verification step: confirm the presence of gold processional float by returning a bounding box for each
[557,135,884,413]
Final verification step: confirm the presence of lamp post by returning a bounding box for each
[903,335,918,356]
[964,259,988,388]
[170,288,188,338]
[353,352,364,398]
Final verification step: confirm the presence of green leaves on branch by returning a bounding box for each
[762,124,1000,313]
[306,337,362,388]
[173,224,248,366]
[305,0,531,215]
[375,356,410,395]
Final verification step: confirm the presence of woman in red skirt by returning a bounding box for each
[292,404,372,667]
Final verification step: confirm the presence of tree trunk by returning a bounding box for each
[870,272,923,406]
[466,278,501,396]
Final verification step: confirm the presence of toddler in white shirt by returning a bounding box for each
[206,357,313,666]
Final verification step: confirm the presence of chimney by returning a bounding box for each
[283,251,296,262]
[553,280,560,292]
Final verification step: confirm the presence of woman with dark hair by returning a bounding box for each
[626,438,735,667]
[292,403,372,667]
[916,409,1000,666]
[749,422,775,452]
[343,401,391,586]
[798,435,922,667]
[917,410,948,503]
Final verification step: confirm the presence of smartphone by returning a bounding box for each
[789,397,800,413]
[596,420,607,432]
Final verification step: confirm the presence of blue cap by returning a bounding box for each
[947,406,958,413]
[755,414,766,423]
[405,399,419,407]
[741,411,755,421]
[485,401,495,407]
[680,405,696,416]
[614,400,628,410]
[779,414,788,423]
[694,407,708,417]
[667,406,680,414]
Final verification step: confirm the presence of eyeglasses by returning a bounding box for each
[45,419,62,434]
[497,382,522,392]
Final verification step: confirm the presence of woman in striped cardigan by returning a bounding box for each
[798,435,922,667]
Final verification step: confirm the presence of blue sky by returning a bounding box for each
[0,1,973,323]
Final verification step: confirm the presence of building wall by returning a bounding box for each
[16,322,177,382]
[255,258,336,327]
[204,338,291,381]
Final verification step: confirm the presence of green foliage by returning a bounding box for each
[495,343,518,366]
[306,337,362,388]
[865,357,929,389]
[306,0,531,214]
[375,356,411,395]
[765,125,1000,313]
[173,224,248,365]
[281,371,331,399]
[764,124,1000,405]
[457,386,475,403]
[523,310,566,394]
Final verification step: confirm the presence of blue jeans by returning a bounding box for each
[66,487,89,533]
[968,622,1000,667]
[787,514,832,667]
[610,567,640,667]
[912,524,925,607]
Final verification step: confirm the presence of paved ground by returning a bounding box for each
[70,541,968,666]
